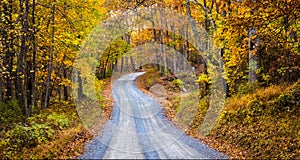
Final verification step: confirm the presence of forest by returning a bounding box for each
[0,0,299,158]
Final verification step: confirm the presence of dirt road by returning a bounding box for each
[80,72,226,159]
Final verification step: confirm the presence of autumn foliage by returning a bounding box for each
[0,0,299,159]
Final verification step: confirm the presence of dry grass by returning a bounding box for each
[208,81,300,159]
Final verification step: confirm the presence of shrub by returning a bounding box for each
[237,82,260,96]
[6,123,54,148]
[172,79,184,88]
[47,112,70,130]
[273,92,299,114]
[0,100,24,130]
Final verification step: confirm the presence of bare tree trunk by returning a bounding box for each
[248,28,259,83]
[44,0,55,109]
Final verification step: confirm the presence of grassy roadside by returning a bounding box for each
[207,82,300,158]
[136,68,300,159]
[0,79,113,159]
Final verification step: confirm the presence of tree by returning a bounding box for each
[43,0,55,110]
[0,0,106,115]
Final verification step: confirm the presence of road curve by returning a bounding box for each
[80,72,226,159]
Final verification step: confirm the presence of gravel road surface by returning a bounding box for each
[80,72,226,159]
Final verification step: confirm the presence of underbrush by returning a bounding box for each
[22,124,92,159]
[0,79,113,158]
[0,101,92,159]
[207,80,300,158]
[137,67,163,90]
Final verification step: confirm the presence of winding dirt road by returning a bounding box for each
[80,72,226,159]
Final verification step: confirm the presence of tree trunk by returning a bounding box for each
[125,56,129,72]
[248,28,259,83]
[44,0,55,109]
[17,0,29,117]
[150,9,160,71]
[160,32,167,75]
[4,0,14,101]
[0,61,2,103]
[63,67,69,101]
[1,22,5,103]
[77,71,83,99]
[29,0,37,114]
[159,11,168,75]
[121,56,124,73]
[171,24,177,73]
[130,56,135,71]
[180,26,187,71]
[114,60,118,72]
[155,35,160,71]
[186,0,207,72]
[185,24,190,68]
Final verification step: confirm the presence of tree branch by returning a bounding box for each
[189,0,216,31]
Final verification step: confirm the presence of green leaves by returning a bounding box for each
[47,112,70,130]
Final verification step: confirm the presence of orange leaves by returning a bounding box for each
[130,29,154,47]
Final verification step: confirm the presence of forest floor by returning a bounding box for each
[0,79,113,159]
[29,78,114,159]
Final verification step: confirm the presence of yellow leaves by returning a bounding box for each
[225,47,246,68]
[59,78,72,87]
[130,29,154,47]
[197,74,211,84]
[163,0,173,4]
[63,60,73,67]
[95,79,105,95]
[12,14,19,20]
